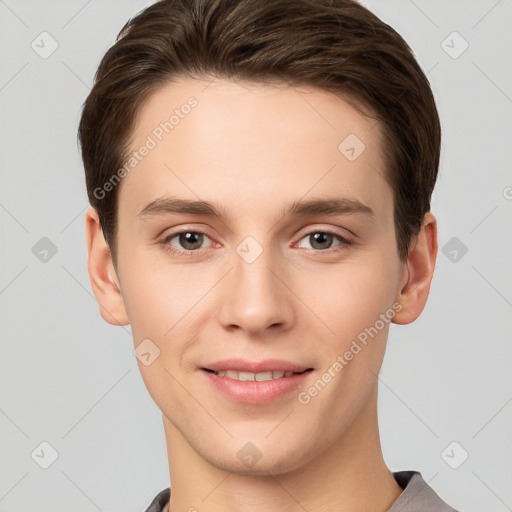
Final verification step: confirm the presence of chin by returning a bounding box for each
[204,441,314,477]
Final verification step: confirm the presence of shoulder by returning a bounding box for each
[143,472,461,512]
[389,470,461,512]
[143,487,170,512]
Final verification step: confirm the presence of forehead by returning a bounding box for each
[131,76,379,152]
[119,76,391,221]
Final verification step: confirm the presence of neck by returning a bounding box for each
[163,385,403,512]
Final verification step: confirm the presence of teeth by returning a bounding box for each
[214,370,296,381]
[255,371,273,381]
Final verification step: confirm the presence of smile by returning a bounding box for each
[205,369,303,381]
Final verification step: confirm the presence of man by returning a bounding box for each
[79,0,460,510]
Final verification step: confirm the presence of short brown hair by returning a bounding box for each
[78,0,441,264]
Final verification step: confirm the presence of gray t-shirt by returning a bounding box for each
[143,470,460,511]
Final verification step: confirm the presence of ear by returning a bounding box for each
[392,212,438,325]
[85,206,129,326]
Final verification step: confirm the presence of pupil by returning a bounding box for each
[311,232,332,250]
[180,232,203,250]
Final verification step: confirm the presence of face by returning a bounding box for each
[110,77,408,475]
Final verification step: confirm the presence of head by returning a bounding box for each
[81,0,440,475]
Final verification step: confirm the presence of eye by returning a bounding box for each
[160,228,352,256]
[295,230,351,251]
[162,230,213,254]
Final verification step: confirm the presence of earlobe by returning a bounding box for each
[85,206,129,326]
[392,212,438,325]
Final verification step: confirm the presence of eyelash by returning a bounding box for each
[160,228,353,256]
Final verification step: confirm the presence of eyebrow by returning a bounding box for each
[137,196,374,220]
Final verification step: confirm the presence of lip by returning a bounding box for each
[200,359,314,405]
[201,358,312,373]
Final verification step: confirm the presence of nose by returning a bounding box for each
[217,243,295,336]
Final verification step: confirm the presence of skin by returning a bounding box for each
[85,77,437,512]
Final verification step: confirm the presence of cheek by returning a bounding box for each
[117,251,196,342]
[118,251,227,380]
[295,253,400,346]
[120,258,209,402]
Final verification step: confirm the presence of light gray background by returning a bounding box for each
[1,1,511,511]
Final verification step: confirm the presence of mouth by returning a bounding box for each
[201,368,313,382]
[199,359,315,404]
